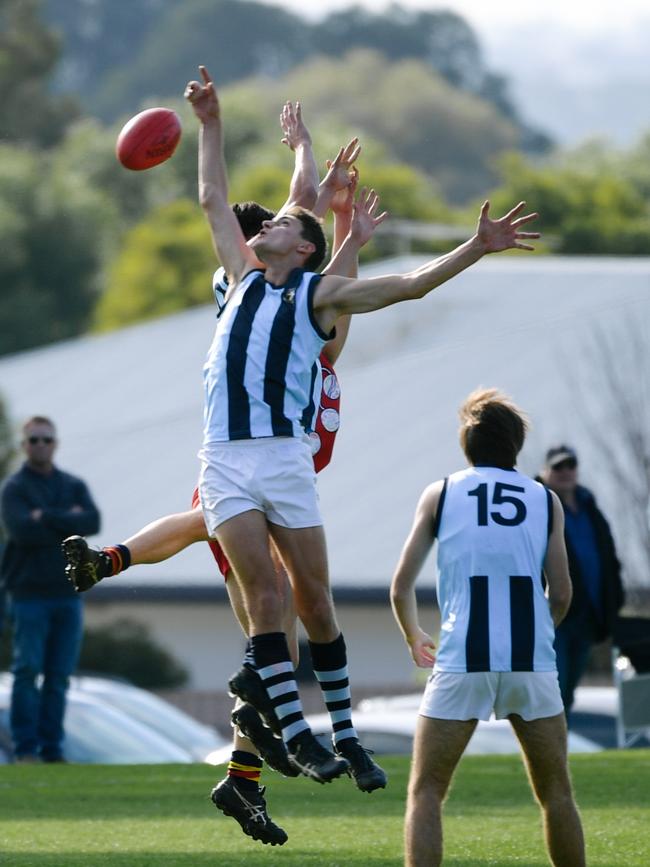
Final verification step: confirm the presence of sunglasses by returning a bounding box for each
[27,436,55,445]
[551,459,577,471]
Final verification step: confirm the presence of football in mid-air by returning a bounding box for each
[116,107,182,171]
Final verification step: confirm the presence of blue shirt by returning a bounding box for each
[564,505,602,613]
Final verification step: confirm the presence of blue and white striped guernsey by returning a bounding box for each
[202,267,333,443]
[433,465,556,673]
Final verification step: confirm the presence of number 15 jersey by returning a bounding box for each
[434,465,556,674]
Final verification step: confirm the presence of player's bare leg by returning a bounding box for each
[509,712,586,867]
[267,523,339,642]
[218,512,348,783]
[63,509,210,590]
[405,716,477,867]
[268,522,387,792]
[123,509,209,562]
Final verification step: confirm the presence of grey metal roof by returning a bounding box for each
[2,255,649,591]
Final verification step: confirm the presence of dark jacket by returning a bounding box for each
[0,463,101,599]
[563,485,624,641]
[535,480,624,642]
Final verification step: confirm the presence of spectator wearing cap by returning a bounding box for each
[540,445,624,713]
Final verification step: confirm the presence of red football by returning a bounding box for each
[116,107,182,171]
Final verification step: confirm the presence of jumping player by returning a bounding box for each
[64,113,382,845]
[390,388,586,867]
[178,64,540,789]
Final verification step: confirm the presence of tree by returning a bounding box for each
[0,0,78,146]
[94,200,216,331]
[487,151,650,254]
[226,50,522,204]
[567,313,650,599]
[0,391,14,481]
[79,618,189,689]
[0,146,110,356]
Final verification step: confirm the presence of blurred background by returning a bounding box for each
[1,0,649,753]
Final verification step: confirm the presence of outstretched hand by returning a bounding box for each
[280,101,312,150]
[330,166,359,216]
[477,201,540,253]
[184,65,219,122]
[322,138,362,194]
[350,187,388,248]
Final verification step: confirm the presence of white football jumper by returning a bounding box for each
[203,267,332,444]
[434,465,556,674]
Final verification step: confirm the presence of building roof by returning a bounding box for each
[1,255,648,593]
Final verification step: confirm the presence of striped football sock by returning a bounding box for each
[227,750,262,792]
[250,632,309,746]
[309,632,357,745]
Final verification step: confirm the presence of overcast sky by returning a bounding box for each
[257,0,650,145]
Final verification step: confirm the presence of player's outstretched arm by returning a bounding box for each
[314,200,540,334]
[320,167,360,363]
[185,66,256,285]
[390,482,442,668]
[543,492,573,626]
[278,101,319,212]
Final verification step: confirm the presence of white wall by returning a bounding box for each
[84,599,441,690]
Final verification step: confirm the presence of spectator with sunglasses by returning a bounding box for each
[0,416,100,762]
[540,445,624,713]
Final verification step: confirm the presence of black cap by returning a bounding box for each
[545,444,578,468]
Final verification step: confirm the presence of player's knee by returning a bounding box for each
[408,769,448,803]
[534,773,574,809]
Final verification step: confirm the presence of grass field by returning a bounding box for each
[1,751,648,867]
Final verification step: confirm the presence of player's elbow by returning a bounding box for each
[199,182,223,212]
[292,182,318,211]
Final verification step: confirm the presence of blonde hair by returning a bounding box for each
[459,388,529,468]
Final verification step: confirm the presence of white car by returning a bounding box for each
[0,673,229,764]
[71,675,228,763]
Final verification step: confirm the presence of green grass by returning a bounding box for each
[0,752,648,866]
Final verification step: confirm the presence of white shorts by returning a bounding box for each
[420,671,563,722]
[198,436,322,534]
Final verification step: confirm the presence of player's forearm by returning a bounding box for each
[198,118,229,210]
[287,142,319,210]
[324,230,359,278]
[549,586,572,626]
[407,234,486,298]
[390,581,421,646]
[333,209,353,261]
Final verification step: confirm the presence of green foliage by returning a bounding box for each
[487,151,650,254]
[0,392,14,481]
[94,200,215,331]
[227,51,521,204]
[0,145,110,356]
[0,0,79,147]
[79,617,188,689]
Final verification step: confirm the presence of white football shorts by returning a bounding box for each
[198,436,322,534]
[419,670,564,722]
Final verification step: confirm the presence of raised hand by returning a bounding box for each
[350,186,388,248]
[476,200,540,254]
[184,65,219,123]
[330,166,359,217]
[280,101,312,150]
[322,137,362,194]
